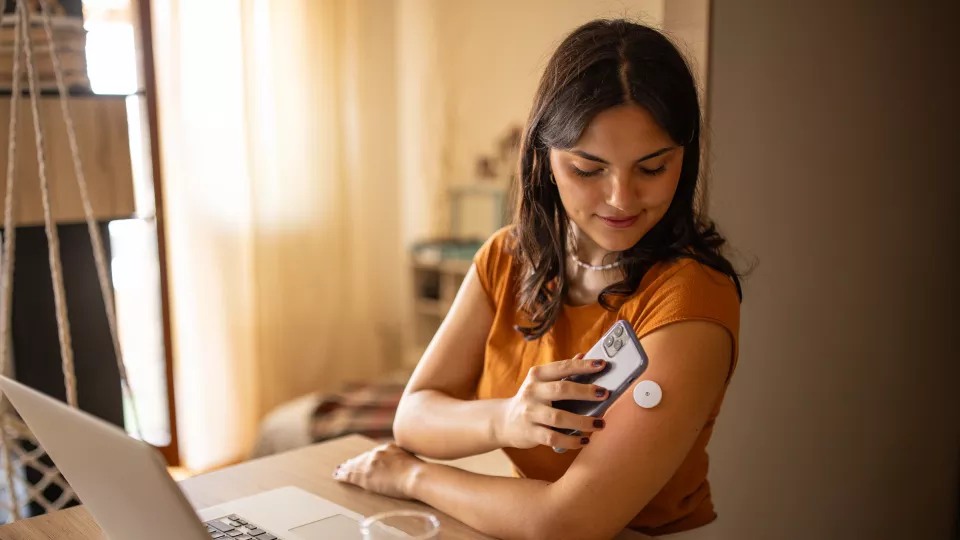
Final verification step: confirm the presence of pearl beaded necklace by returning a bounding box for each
[569,252,622,271]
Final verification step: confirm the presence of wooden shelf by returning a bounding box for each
[405,256,474,369]
[411,258,473,274]
[415,298,448,318]
[0,94,135,227]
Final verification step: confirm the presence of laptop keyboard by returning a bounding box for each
[205,514,283,540]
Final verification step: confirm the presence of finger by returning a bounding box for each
[334,458,363,484]
[529,356,606,382]
[333,463,350,482]
[530,404,606,432]
[534,426,591,450]
[532,379,608,402]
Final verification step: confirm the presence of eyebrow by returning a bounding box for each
[568,146,675,165]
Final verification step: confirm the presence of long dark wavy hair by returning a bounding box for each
[512,19,743,341]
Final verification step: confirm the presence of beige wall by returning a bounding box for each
[706,1,959,538]
[397,0,448,245]
[661,0,710,96]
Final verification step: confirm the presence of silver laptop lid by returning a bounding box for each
[0,375,208,540]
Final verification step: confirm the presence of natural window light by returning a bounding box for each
[82,0,171,448]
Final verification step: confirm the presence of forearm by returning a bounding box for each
[393,390,507,460]
[407,462,563,540]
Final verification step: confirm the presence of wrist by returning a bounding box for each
[487,399,509,448]
[402,459,429,499]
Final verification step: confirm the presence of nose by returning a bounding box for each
[606,171,635,210]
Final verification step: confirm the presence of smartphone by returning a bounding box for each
[551,320,649,441]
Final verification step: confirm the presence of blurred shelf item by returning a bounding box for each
[448,182,508,239]
[411,237,485,266]
[0,11,91,93]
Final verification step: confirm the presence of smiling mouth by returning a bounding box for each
[597,215,639,228]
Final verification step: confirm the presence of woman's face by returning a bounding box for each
[549,104,684,255]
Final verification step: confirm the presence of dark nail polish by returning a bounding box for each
[593,419,605,429]
[595,388,606,398]
[581,437,590,445]
[591,360,604,367]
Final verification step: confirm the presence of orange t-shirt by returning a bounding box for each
[472,226,740,536]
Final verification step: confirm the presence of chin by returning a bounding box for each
[585,225,646,252]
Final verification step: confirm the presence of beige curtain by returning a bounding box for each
[150,0,403,472]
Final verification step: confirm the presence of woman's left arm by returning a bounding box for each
[337,320,733,540]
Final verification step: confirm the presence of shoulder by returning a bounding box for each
[475,225,517,261]
[644,257,740,308]
[624,257,741,353]
[472,225,520,306]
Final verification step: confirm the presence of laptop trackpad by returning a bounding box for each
[289,514,362,539]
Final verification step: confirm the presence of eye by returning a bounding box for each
[639,164,667,176]
[571,166,603,178]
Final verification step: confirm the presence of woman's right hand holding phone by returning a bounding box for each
[494,353,610,451]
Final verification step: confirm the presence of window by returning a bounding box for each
[84,0,171,449]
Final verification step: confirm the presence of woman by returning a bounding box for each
[334,18,743,540]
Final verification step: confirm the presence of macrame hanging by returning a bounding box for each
[0,0,141,521]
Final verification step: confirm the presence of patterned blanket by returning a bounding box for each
[308,382,406,444]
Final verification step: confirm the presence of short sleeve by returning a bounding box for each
[630,259,742,374]
[472,226,516,309]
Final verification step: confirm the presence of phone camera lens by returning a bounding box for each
[604,335,615,347]
[614,326,624,337]
[614,339,623,350]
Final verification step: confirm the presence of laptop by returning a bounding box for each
[0,375,366,540]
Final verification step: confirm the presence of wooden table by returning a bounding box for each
[0,435,647,539]
[0,435,504,539]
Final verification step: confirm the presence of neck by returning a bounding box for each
[564,222,623,307]
[568,223,614,266]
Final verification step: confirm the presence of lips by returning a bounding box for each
[598,215,639,229]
